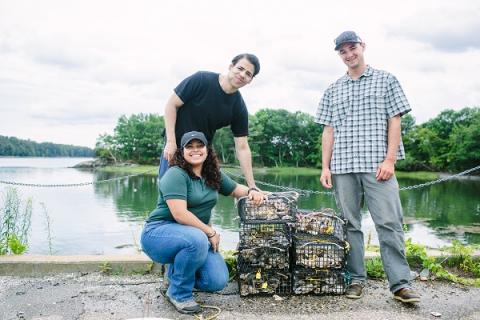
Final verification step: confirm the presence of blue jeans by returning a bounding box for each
[158,154,169,179]
[333,173,411,293]
[141,220,229,302]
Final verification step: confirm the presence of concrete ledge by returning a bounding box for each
[1,249,477,276]
[0,254,162,276]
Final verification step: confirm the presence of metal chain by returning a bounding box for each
[2,164,479,192]
[224,164,480,196]
[398,164,480,191]
[0,168,158,188]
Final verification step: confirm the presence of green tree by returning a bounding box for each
[113,113,164,164]
[447,112,480,171]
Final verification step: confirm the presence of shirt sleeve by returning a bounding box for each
[218,171,237,196]
[160,167,188,200]
[174,71,203,104]
[385,75,411,118]
[230,95,249,137]
[315,88,334,126]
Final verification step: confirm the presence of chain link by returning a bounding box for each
[224,164,480,197]
[2,165,479,192]
[0,168,158,188]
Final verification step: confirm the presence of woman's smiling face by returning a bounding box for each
[183,139,207,167]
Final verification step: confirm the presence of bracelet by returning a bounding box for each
[248,187,259,195]
[207,230,216,238]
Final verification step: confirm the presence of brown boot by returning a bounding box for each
[393,287,420,303]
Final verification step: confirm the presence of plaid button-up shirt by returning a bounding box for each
[315,66,411,174]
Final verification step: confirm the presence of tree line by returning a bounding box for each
[95,107,479,172]
[0,135,94,157]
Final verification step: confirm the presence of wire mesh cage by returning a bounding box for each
[293,239,348,269]
[239,222,292,248]
[295,209,346,241]
[238,268,292,296]
[238,191,299,222]
[293,268,350,295]
[237,246,290,270]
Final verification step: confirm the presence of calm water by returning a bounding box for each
[1,157,479,255]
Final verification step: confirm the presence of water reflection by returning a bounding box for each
[103,171,480,249]
[1,161,479,254]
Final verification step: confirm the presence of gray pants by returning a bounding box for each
[333,173,411,293]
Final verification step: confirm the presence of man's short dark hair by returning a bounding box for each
[231,53,260,77]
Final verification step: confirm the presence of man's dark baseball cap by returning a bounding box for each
[181,131,208,148]
[334,31,362,50]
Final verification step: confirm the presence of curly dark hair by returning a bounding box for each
[170,145,221,190]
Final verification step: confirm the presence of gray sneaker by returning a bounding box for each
[345,283,364,299]
[165,293,201,314]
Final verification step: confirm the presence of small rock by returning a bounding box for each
[420,268,430,281]
[273,294,284,301]
[431,311,442,317]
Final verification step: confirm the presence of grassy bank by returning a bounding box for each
[98,164,439,180]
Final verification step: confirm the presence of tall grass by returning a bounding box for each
[0,187,33,255]
[40,202,55,255]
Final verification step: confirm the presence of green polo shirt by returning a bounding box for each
[147,166,237,224]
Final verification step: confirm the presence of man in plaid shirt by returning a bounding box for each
[316,31,420,303]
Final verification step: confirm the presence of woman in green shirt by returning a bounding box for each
[141,131,259,314]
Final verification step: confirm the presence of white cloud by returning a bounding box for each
[0,0,479,148]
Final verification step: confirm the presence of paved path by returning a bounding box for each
[1,272,479,320]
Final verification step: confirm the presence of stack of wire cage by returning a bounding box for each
[236,191,299,297]
[292,208,351,295]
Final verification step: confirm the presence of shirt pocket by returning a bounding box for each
[331,95,349,127]
[364,90,387,121]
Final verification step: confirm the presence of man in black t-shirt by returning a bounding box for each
[160,53,263,200]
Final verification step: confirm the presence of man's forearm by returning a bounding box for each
[386,116,401,162]
[322,126,334,169]
[237,146,256,188]
[164,103,177,144]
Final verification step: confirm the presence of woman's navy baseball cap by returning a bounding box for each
[181,131,208,148]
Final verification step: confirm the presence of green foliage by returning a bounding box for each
[443,240,480,277]
[401,107,480,172]
[95,107,479,172]
[95,113,164,164]
[366,257,386,279]
[7,234,27,254]
[405,239,480,286]
[221,249,238,280]
[0,187,32,255]
[99,261,113,274]
[0,135,93,157]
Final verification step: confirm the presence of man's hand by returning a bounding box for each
[320,168,333,189]
[248,188,265,205]
[376,159,395,181]
[163,141,177,162]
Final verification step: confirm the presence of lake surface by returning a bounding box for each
[1,157,479,255]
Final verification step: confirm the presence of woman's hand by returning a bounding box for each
[207,230,220,252]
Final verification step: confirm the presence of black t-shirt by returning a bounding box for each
[172,71,249,147]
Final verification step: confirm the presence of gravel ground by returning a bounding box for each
[1,272,479,320]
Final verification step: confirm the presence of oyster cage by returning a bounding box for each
[293,268,351,295]
[238,246,290,270]
[295,209,346,241]
[293,239,348,269]
[239,222,292,248]
[238,268,292,296]
[238,191,299,222]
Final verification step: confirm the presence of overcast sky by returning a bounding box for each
[1,0,479,148]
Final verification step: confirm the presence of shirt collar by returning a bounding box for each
[342,65,373,82]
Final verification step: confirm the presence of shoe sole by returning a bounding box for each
[394,296,420,303]
[345,294,362,299]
